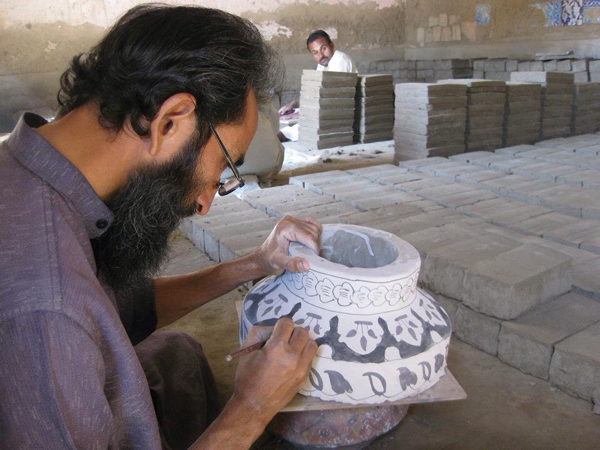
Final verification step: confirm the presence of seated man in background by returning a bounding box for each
[309,29,357,73]
[278,30,357,141]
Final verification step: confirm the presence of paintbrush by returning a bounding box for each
[225,340,268,362]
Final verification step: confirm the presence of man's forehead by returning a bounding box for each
[309,37,330,50]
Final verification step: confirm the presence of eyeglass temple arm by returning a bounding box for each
[208,124,243,181]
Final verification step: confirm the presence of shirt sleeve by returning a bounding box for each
[114,277,158,346]
[0,311,113,449]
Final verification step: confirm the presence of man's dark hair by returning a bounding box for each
[306,30,332,49]
[57,4,282,142]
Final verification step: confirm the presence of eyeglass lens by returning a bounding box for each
[218,178,244,196]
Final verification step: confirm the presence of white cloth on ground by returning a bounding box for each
[280,111,300,141]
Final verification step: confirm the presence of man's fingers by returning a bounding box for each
[243,325,274,346]
[267,318,295,346]
[279,217,321,255]
[302,216,323,234]
[289,326,311,352]
[267,252,307,274]
[283,256,309,273]
[255,215,323,276]
[298,220,322,249]
[300,339,318,369]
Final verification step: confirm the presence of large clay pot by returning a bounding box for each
[240,224,452,405]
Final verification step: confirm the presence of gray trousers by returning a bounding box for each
[135,331,220,450]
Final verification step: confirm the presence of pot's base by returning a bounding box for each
[267,404,409,449]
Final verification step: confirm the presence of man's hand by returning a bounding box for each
[189,320,317,448]
[231,319,318,421]
[278,99,299,116]
[252,215,322,276]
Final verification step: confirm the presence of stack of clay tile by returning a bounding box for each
[298,70,358,149]
[439,79,507,152]
[353,74,394,143]
[503,82,542,146]
[393,83,467,163]
[432,59,472,81]
[572,82,600,135]
[511,72,574,139]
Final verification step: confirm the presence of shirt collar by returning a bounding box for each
[6,113,114,239]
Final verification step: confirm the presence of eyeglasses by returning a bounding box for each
[209,124,245,196]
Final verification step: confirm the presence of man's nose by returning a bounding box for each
[195,190,215,216]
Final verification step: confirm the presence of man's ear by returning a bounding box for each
[147,93,196,157]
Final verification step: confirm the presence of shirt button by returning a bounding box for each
[96,219,109,230]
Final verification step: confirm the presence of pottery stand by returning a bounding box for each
[268,371,465,449]
[268,405,409,449]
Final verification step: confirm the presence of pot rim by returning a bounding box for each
[289,223,420,282]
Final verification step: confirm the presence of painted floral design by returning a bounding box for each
[385,284,402,306]
[400,276,416,303]
[391,310,424,346]
[398,367,418,391]
[418,294,447,327]
[368,286,389,307]
[303,272,319,297]
[561,0,583,26]
[340,320,382,354]
[352,286,372,308]
[300,346,449,404]
[283,271,420,309]
[315,278,336,303]
[363,372,387,396]
[333,282,354,306]
[282,271,295,291]
[294,312,325,337]
[259,293,290,320]
[291,272,304,290]
[325,370,353,394]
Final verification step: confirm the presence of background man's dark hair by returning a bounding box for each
[57,4,282,143]
[306,30,332,49]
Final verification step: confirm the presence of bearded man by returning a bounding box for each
[0,5,320,449]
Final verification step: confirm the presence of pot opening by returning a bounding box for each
[319,229,398,269]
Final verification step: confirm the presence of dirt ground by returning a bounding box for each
[160,231,600,450]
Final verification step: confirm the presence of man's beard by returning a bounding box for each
[91,132,204,293]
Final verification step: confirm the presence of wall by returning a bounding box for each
[404,0,600,60]
[3,0,600,133]
[0,0,406,132]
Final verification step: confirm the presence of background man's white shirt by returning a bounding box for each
[317,50,357,73]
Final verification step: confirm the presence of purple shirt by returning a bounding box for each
[0,114,161,449]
